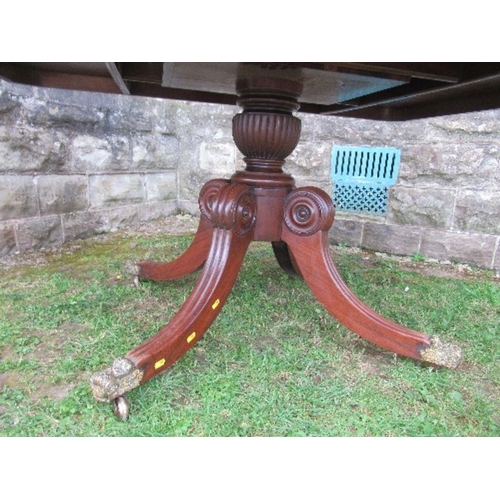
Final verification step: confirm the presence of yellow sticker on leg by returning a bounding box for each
[212,299,220,310]
[187,332,196,343]
[154,358,166,370]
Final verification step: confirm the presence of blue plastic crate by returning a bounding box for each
[331,146,401,215]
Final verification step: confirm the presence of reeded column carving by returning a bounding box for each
[232,112,301,171]
[231,77,303,189]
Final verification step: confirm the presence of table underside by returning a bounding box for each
[3,62,500,120]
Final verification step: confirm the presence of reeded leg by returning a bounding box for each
[90,182,256,403]
[281,187,462,368]
[137,215,212,281]
[137,179,229,282]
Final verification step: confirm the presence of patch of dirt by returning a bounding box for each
[0,366,75,402]
[0,324,90,402]
[35,383,75,400]
[0,371,21,388]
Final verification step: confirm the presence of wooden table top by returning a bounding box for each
[2,62,500,121]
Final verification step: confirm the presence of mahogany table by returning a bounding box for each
[5,63,499,419]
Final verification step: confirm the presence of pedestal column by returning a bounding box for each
[231,77,302,241]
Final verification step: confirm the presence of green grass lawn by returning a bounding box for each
[1,227,498,436]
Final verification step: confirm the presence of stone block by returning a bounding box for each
[177,200,200,216]
[71,134,134,172]
[397,144,444,185]
[24,99,106,127]
[16,215,62,250]
[176,102,235,141]
[178,140,233,202]
[89,174,145,208]
[313,114,427,145]
[107,109,153,132]
[329,217,363,247]
[0,126,69,173]
[398,143,500,189]
[387,186,456,229]
[145,172,177,202]
[362,222,421,255]
[62,210,112,241]
[426,109,500,143]
[106,205,139,230]
[151,102,178,135]
[0,222,16,256]
[453,190,500,234]
[37,175,88,215]
[420,229,497,268]
[107,135,133,170]
[136,201,177,222]
[71,135,114,171]
[178,169,214,203]
[63,206,139,242]
[0,175,38,220]
[198,141,235,175]
[287,141,331,180]
[131,134,179,170]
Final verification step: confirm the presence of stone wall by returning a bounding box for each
[319,114,500,269]
[0,80,234,256]
[1,79,499,270]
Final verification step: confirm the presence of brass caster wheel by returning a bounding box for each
[113,395,131,421]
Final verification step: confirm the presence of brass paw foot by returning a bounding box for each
[420,338,462,369]
[90,357,143,402]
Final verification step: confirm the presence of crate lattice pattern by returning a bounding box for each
[331,146,401,215]
[334,184,389,215]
